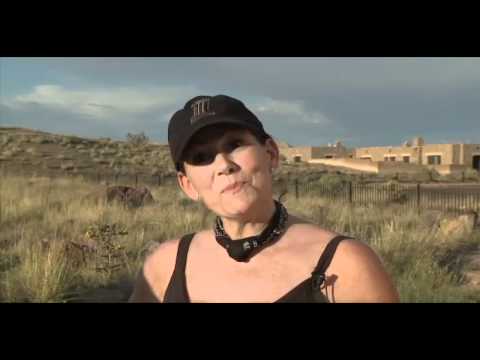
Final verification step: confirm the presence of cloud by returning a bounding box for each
[7,84,199,121]
[15,58,480,100]
[1,84,340,146]
[253,98,332,126]
[247,98,343,146]
[3,58,480,147]
[0,99,172,141]
[1,84,203,141]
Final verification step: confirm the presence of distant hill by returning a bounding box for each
[0,126,175,180]
[0,127,367,184]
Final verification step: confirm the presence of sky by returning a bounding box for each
[1,57,480,147]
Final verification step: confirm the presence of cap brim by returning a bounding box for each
[174,116,268,166]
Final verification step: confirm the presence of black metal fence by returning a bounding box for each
[79,172,178,188]
[2,167,179,188]
[5,166,480,213]
[81,174,480,213]
[294,180,480,213]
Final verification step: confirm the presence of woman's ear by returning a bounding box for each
[265,138,280,170]
[177,170,200,201]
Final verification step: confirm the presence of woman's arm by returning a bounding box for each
[328,239,400,303]
[128,239,180,303]
[128,266,160,302]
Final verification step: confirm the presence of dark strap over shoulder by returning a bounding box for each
[311,235,352,291]
[174,233,195,274]
[163,233,195,302]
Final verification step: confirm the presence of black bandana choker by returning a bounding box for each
[214,200,289,262]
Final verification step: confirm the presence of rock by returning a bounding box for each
[106,186,154,208]
[82,186,155,208]
[61,162,75,171]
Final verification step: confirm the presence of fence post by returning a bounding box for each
[157,174,161,186]
[416,183,421,212]
[462,171,465,183]
[115,173,119,184]
[348,181,353,204]
[135,173,138,188]
[295,179,299,200]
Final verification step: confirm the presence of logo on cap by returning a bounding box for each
[190,98,215,124]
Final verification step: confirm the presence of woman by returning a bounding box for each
[129,95,399,303]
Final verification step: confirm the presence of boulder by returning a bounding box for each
[106,186,154,208]
[82,186,154,208]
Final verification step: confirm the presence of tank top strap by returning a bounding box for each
[174,233,195,274]
[163,233,195,302]
[311,235,352,291]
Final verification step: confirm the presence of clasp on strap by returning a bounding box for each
[311,272,326,290]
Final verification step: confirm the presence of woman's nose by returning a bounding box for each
[215,152,236,175]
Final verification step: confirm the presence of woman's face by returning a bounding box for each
[177,125,279,219]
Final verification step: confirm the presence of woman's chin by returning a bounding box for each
[219,193,257,217]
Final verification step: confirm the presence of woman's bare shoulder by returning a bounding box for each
[129,237,182,302]
[285,214,399,302]
[327,238,400,302]
[145,238,181,263]
[144,238,182,281]
[285,214,339,244]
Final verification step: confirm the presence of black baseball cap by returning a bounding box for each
[168,94,270,171]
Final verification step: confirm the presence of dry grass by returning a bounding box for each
[0,174,207,302]
[0,173,479,302]
[2,239,75,302]
[285,197,480,302]
[0,127,479,302]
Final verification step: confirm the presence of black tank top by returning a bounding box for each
[163,233,351,303]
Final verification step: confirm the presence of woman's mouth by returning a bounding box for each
[222,182,246,194]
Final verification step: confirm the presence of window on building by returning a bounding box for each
[385,156,396,162]
[403,156,410,163]
[293,155,302,163]
[427,155,441,165]
[325,155,333,159]
[473,155,480,171]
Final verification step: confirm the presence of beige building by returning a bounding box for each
[279,141,353,163]
[277,136,480,175]
[355,137,480,170]
[355,137,480,173]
